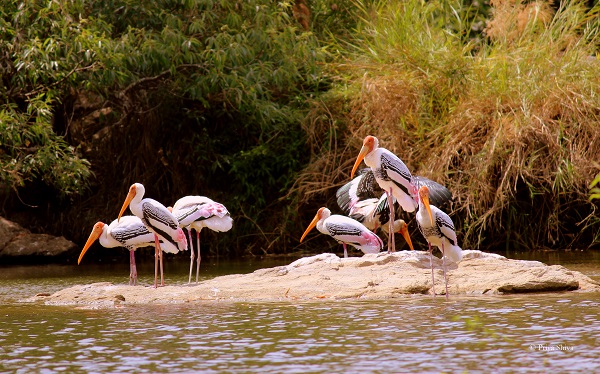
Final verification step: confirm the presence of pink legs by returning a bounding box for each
[153,234,165,288]
[386,188,396,253]
[129,250,138,286]
[195,230,202,283]
[343,243,348,258]
[187,229,203,284]
[442,242,449,300]
[429,242,436,297]
[153,234,160,288]
[187,229,194,284]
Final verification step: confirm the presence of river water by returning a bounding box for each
[0,251,599,373]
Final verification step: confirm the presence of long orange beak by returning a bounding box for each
[422,193,433,224]
[398,224,414,251]
[118,185,136,222]
[78,222,104,264]
[351,144,369,178]
[300,212,321,242]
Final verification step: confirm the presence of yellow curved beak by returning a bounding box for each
[398,224,414,251]
[118,186,136,222]
[423,194,433,224]
[351,145,369,178]
[300,212,320,242]
[78,223,103,265]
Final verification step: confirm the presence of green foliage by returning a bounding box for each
[2,0,329,252]
[591,173,600,201]
[0,1,96,196]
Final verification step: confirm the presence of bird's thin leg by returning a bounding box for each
[128,250,133,286]
[343,243,348,258]
[386,189,395,253]
[153,234,160,289]
[195,230,202,283]
[187,229,194,284]
[429,242,436,297]
[442,242,449,300]
[129,250,138,286]
[159,245,165,287]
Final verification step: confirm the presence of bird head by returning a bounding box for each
[300,207,329,242]
[393,219,414,251]
[419,185,433,224]
[351,135,378,178]
[78,222,105,265]
[118,183,139,222]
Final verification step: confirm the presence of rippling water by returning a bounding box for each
[0,252,599,373]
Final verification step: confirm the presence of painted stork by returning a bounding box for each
[337,168,452,251]
[351,135,418,253]
[300,207,385,258]
[170,196,233,284]
[416,185,462,299]
[77,216,178,285]
[118,183,187,288]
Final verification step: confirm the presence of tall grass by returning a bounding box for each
[297,0,600,250]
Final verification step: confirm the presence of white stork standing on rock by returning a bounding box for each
[300,207,386,258]
[351,135,418,253]
[77,216,178,286]
[416,185,462,300]
[170,196,233,284]
[118,183,188,288]
[337,168,452,239]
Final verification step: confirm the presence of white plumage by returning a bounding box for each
[351,135,418,253]
[77,215,177,285]
[171,195,233,283]
[118,183,187,288]
[300,207,383,258]
[416,185,462,299]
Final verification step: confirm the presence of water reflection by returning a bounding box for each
[2,295,599,372]
[0,252,599,372]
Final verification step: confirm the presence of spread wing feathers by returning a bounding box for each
[335,178,355,215]
[356,168,383,200]
[413,176,453,207]
[348,197,379,223]
[336,168,378,214]
[142,201,179,231]
[373,194,394,225]
[435,209,458,246]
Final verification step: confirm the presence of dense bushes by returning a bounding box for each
[297,0,600,251]
[2,0,599,256]
[1,0,329,253]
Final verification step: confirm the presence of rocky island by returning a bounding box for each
[27,250,600,308]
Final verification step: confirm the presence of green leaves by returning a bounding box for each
[0,96,91,196]
[590,173,600,202]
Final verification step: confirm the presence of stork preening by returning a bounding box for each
[416,185,462,299]
[77,216,178,285]
[351,136,418,253]
[118,183,187,288]
[170,196,233,284]
[337,168,452,251]
[300,207,385,258]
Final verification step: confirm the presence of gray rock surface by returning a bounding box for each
[26,250,600,308]
[0,216,77,258]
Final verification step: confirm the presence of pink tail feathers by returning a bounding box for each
[361,231,384,253]
[176,228,188,251]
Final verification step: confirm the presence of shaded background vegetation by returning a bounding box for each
[1,0,599,261]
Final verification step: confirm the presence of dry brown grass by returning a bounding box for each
[295,0,600,250]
